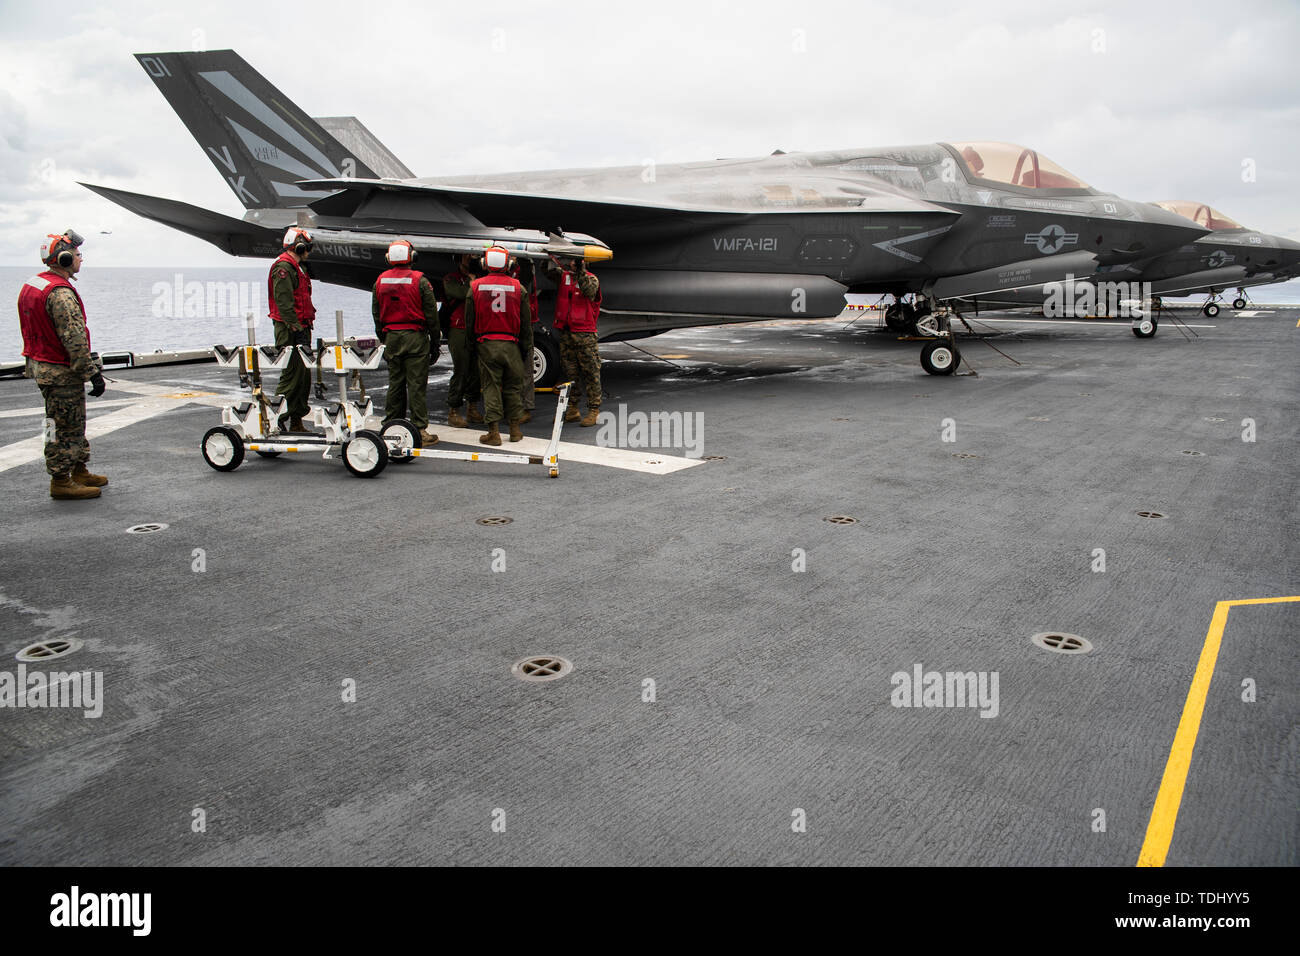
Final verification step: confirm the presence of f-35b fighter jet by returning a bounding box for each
[83,50,1210,378]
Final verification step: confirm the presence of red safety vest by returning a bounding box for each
[374,268,428,332]
[17,271,90,365]
[470,273,523,341]
[267,252,316,326]
[443,270,470,329]
[554,271,600,333]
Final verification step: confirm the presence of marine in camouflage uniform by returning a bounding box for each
[547,258,602,426]
[16,231,107,499]
[441,256,483,428]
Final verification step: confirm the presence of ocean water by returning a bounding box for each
[5,266,1300,363]
[2,267,373,362]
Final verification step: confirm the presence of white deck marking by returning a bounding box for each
[0,380,704,476]
[431,425,704,475]
[964,317,1216,328]
[0,384,234,474]
[0,398,138,419]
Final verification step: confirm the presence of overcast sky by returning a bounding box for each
[2,0,1298,267]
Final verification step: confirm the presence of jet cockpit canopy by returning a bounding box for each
[947,142,1091,190]
[1149,201,1245,231]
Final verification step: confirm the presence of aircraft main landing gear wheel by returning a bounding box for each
[920,340,961,375]
[381,419,420,464]
[341,429,388,478]
[201,426,245,472]
[1132,317,1157,338]
[533,337,560,388]
[1232,297,1246,310]
[1203,302,1220,317]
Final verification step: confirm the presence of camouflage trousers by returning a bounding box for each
[273,319,312,418]
[476,339,525,426]
[447,327,481,409]
[519,320,536,411]
[558,330,601,410]
[39,383,89,476]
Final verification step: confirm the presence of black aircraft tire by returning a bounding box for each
[201,426,245,472]
[920,340,960,376]
[1132,317,1157,338]
[342,430,388,478]
[1232,298,1246,310]
[381,419,420,464]
[1204,303,1220,317]
[533,336,560,389]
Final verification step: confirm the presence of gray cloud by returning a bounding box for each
[3,0,1299,265]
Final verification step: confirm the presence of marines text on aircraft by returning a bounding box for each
[84,51,1210,378]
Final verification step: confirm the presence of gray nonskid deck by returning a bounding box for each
[0,309,1295,865]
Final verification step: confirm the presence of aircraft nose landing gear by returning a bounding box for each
[920,338,961,375]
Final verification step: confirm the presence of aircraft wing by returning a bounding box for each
[299,177,957,241]
[81,182,275,256]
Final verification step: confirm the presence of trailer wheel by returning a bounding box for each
[342,429,388,478]
[202,426,245,472]
[381,419,420,464]
[920,340,960,375]
[254,450,281,459]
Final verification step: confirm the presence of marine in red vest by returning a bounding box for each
[16,229,108,499]
[441,254,483,428]
[547,255,602,426]
[267,227,316,432]
[372,239,441,445]
[464,246,532,445]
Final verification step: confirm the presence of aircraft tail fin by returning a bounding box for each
[134,50,378,210]
[313,117,414,180]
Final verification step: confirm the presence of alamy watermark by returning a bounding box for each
[0,664,103,718]
[152,274,261,320]
[594,404,705,458]
[890,663,999,718]
[1044,275,1151,318]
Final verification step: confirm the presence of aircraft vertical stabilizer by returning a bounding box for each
[134,50,377,210]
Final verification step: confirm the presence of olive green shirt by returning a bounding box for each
[270,260,304,330]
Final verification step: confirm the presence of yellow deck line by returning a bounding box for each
[1137,595,1300,866]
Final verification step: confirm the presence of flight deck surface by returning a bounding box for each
[0,308,1295,866]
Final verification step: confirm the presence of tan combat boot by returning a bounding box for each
[50,473,101,500]
[447,406,467,428]
[520,410,532,423]
[72,462,108,487]
[580,407,600,427]
[419,428,439,446]
[289,416,313,433]
[508,420,523,442]
[564,405,580,422]
[466,404,484,424]
[479,422,501,446]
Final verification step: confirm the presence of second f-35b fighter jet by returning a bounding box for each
[84,50,1210,378]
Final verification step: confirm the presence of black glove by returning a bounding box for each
[88,373,106,397]
[292,327,311,347]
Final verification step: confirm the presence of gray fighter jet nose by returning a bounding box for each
[1141,204,1214,252]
